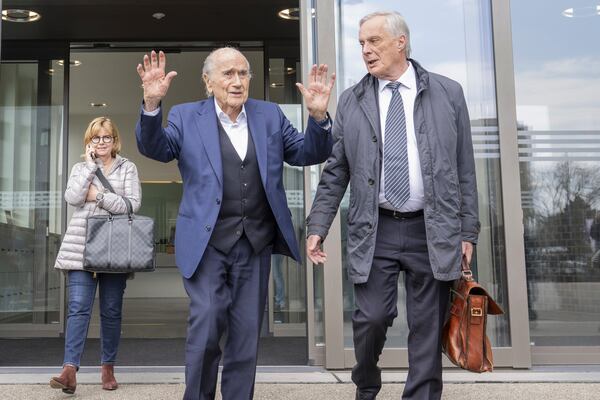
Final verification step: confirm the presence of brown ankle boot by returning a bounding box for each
[49,365,77,394]
[101,364,118,390]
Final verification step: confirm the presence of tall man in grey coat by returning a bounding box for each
[306,11,479,400]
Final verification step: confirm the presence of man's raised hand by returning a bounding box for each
[136,50,178,112]
[296,64,336,122]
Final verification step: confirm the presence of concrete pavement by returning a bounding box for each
[2,383,600,400]
[1,366,599,399]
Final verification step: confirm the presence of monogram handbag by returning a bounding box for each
[83,169,155,273]
[442,260,503,373]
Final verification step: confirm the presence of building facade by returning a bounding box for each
[1,0,599,368]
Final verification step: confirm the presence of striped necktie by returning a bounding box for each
[383,81,410,209]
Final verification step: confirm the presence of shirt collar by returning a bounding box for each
[214,97,247,125]
[378,61,416,93]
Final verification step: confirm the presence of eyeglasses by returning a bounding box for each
[91,135,114,144]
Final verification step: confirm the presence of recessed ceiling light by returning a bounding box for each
[277,8,315,20]
[152,12,166,20]
[268,66,296,74]
[90,102,107,108]
[57,60,82,67]
[1,9,41,23]
[562,5,600,18]
[278,8,300,20]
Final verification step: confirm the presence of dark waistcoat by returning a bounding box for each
[208,120,276,254]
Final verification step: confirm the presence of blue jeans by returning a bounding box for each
[63,270,127,369]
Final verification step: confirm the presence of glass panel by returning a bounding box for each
[512,1,600,346]
[67,50,266,338]
[268,56,307,330]
[310,166,325,345]
[338,0,511,348]
[305,0,325,347]
[67,49,283,339]
[0,60,64,325]
[138,183,182,255]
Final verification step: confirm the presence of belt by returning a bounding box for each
[378,208,424,219]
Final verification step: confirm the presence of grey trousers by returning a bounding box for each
[352,212,451,400]
[182,236,272,400]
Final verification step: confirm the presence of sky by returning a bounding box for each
[337,0,600,130]
[338,0,496,121]
[511,0,600,131]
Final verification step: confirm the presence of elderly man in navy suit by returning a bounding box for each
[135,48,335,400]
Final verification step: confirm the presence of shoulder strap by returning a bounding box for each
[95,168,115,193]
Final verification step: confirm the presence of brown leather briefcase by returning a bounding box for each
[442,263,504,373]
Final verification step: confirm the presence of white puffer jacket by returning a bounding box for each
[54,155,141,270]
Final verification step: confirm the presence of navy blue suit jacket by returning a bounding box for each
[135,98,332,279]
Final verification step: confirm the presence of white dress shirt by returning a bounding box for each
[378,61,425,212]
[142,99,249,160]
[214,99,248,160]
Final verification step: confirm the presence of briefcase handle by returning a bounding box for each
[456,255,504,315]
[461,255,474,281]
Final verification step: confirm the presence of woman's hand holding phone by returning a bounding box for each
[86,143,97,163]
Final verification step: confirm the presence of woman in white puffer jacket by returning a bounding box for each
[50,117,141,394]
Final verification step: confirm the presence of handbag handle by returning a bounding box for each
[94,168,134,217]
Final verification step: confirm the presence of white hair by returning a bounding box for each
[202,47,251,96]
[359,11,411,58]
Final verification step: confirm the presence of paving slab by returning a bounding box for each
[334,368,600,383]
[2,365,600,385]
[1,365,600,399]
[1,383,600,400]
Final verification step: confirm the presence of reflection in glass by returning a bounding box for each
[268,57,308,331]
[0,61,64,325]
[513,0,600,347]
[338,0,510,348]
[310,165,325,345]
[138,183,182,254]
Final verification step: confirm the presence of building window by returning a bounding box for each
[337,0,511,347]
[512,0,600,347]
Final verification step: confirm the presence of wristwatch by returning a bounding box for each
[315,114,332,130]
[95,192,105,204]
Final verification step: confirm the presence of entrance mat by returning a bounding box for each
[0,336,307,366]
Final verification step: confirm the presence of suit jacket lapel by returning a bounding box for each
[245,100,268,188]
[195,100,223,186]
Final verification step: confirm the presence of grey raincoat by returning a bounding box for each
[306,59,479,283]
